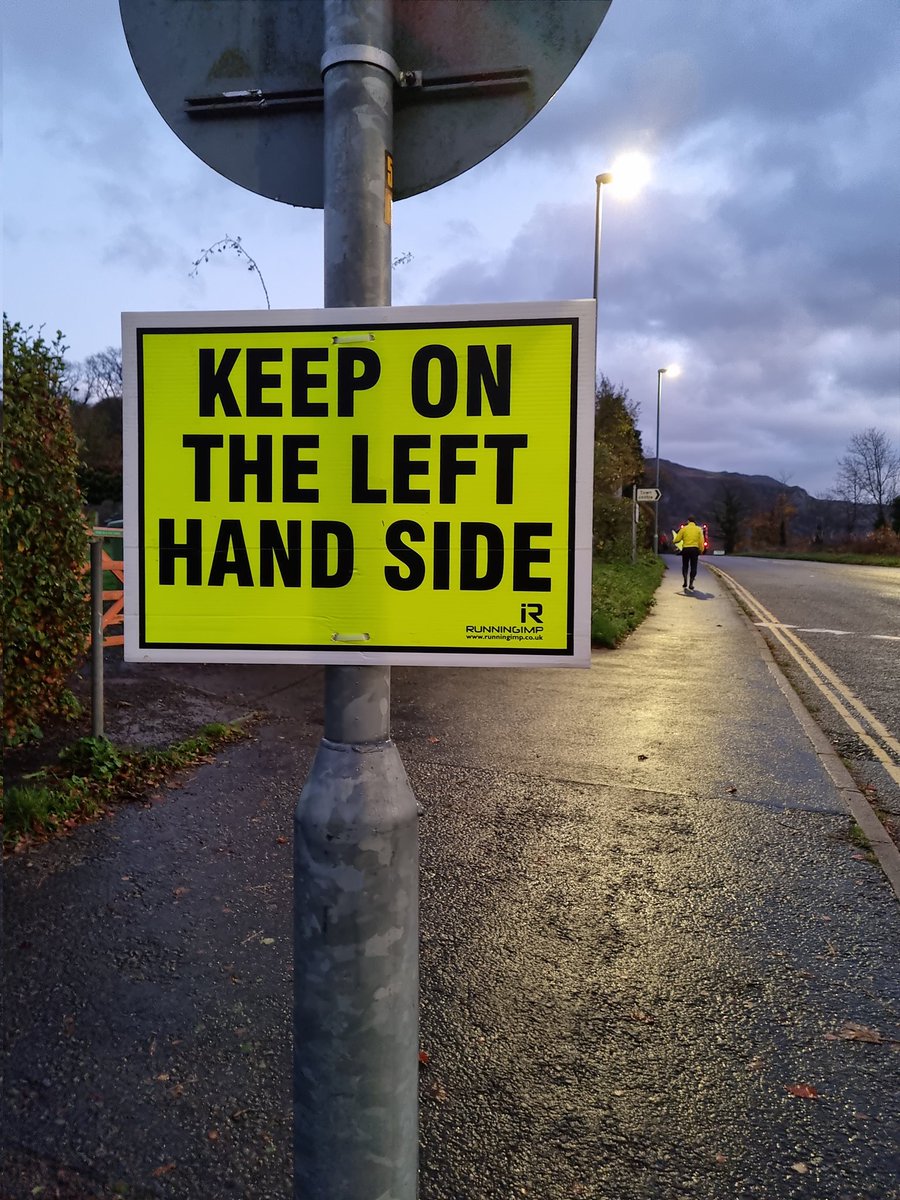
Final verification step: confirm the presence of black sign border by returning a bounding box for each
[135,317,580,659]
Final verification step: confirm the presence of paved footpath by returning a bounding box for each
[3,560,898,1199]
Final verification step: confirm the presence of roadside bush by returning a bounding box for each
[2,318,90,746]
[77,463,123,507]
[854,527,900,557]
[593,495,637,561]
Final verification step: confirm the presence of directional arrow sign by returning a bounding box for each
[636,487,662,502]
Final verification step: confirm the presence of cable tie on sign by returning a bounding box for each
[332,334,375,344]
[331,632,371,643]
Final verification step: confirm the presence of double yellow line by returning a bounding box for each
[710,566,900,789]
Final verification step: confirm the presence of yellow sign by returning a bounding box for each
[123,302,594,666]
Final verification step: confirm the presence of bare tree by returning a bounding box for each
[837,427,900,528]
[70,346,123,406]
[829,462,865,536]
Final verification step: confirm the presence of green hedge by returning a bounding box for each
[2,318,90,746]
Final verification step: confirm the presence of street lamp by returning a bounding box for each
[593,171,613,305]
[593,153,652,304]
[654,363,681,555]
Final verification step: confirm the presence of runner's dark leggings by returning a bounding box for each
[682,547,700,586]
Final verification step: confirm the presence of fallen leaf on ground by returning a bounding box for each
[824,1021,890,1044]
[714,1153,728,1164]
[424,1079,447,1102]
[427,737,440,744]
[207,1129,220,1141]
[791,1163,809,1174]
[418,1050,430,1065]
[275,836,288,845]
[152,1164,176,1177]
[785,1083,819,1099]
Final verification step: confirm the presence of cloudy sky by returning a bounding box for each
[5,0,899,497]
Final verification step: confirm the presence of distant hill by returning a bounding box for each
[650,459,876,547]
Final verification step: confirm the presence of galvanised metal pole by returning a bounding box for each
[88,537,103,734]
[654,367,664,555]
[631,493,638,564]
[294,1,419,1198]
[90,537,104,738]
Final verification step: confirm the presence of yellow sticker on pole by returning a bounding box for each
[122,302,594,666]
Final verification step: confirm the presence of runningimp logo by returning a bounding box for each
[463,601,545,640]
[520,603,543,626]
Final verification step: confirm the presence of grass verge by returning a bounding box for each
[732,549,899,568]
[2,718,255,852]
[591,554,666,648]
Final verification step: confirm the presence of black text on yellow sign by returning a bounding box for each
[125,306,593,665]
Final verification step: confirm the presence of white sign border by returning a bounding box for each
[122,300,595,668]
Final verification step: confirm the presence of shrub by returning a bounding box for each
[858,527,900,556]
[2,318,90,746]
[593,494,639,562]
[77,464,123,506]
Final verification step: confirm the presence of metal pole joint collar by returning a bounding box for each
[321,44,403,82]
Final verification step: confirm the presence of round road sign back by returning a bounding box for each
[120,0,610,208]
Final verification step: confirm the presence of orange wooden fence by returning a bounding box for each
[90,530,125,647]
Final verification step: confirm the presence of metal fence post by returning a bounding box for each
[90,536,104,738]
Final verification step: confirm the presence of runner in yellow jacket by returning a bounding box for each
[673,517,705,591]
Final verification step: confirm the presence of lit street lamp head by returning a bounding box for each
[609,151,652,198]
[596,172,613,186]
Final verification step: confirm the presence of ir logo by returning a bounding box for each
[520,603,543,625]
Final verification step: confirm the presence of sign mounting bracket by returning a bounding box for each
[184,67,531,119]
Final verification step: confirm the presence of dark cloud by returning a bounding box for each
[4,0,897,496]
[511,0,900,164]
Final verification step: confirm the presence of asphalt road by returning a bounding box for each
[706,556,900,819]
[3,560,899,1200]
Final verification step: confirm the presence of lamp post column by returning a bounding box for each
[654,367,664,555]
[592,173,613,306]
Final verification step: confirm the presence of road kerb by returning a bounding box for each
[712,567,900,904]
